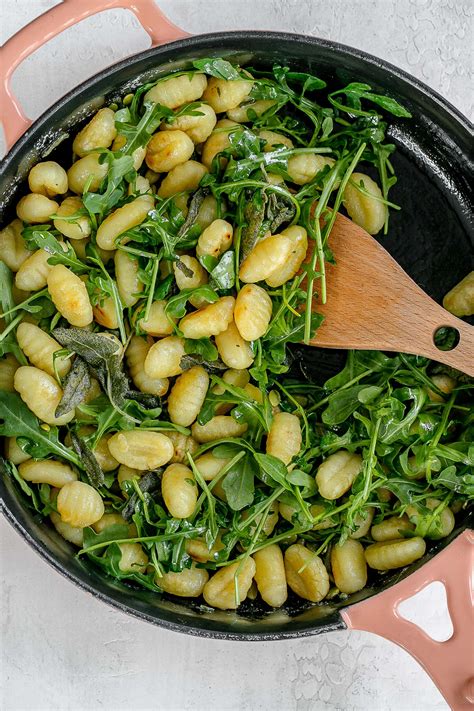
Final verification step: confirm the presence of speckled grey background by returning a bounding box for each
[1,1,471,709]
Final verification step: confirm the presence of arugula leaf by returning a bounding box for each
[0,263,27,363]
[82,523,131,549]
[222,454,255,510]
[184,338,219,362]
[433,466,474,496]
[115,102,173,155]
[329,82,411,118]
[0,392,81,466]
[22,226,88,272]
[254,453,291,489]
[82,153,135,216]
[165,285,218,319]
[209,250,235,290]
[192,58,241,80]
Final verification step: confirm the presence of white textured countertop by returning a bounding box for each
[1,2,471,709]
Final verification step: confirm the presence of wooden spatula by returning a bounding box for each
[309,212,474,377]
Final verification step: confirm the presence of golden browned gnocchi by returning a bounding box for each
[136,300,175,336]
[1,59,464,617]
[179,295,235,339]
[16,322,71,378]
[15,248,53,291]
[47,264,93,327]
[239,234,293,283]
[67,152,108,194]
[72,107,117,157]
[145,73,207,109]
[161,102,217,144]
[145,130,194,173]
[284,544,330,603]
[57,480,105,528]
[161,463,197,518]
[144,335,185,379]
[157,160,208,198]
[203,76,253,113]
[96,195,154,250]
[13,366,74,425]
[157,563,209,597]
[203,558,256,610]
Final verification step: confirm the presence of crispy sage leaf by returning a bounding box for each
[53,328,130,411]
[180,354,227,373]
[70,431,104,489]
[121,470,162,521]
[55,357,91,417]
[177,188,207,238]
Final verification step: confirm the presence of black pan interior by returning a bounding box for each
[0,32,473,639]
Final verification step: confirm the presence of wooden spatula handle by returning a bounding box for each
[310,214,474,377]
[421,308,474,377]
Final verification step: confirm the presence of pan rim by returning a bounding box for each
[0,29,471,639]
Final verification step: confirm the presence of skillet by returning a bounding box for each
[0,2,472,708]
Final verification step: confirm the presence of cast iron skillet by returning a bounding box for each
[0,2,473,708]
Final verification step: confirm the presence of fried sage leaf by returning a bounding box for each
[121,470,162,521]
[55,357,91,417]
[70,431,104,489]
[53,328,130,412]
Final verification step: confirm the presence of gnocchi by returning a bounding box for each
[126,336,170,396]
[161,463,197,518]
[284,544,330,603]
[14,366,74,425]
[145,130,194,173]
[47,264,93,327]
[28,161,68,197]
[234,284,272,341]
[442,271,474,317]
[107,430,174,470]
[57,480,105,528]
[203,558,256,610]
[316,450,363,500]
[0,219,33,271]
[266,412,302,465]
[167,366,209,427]
[343,173,386,235]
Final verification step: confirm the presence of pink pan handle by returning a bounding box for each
[342,529,474,710]
[0,0,188,151]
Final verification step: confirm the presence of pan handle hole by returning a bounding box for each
[433,326,460,351]
[397,581,453,642]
